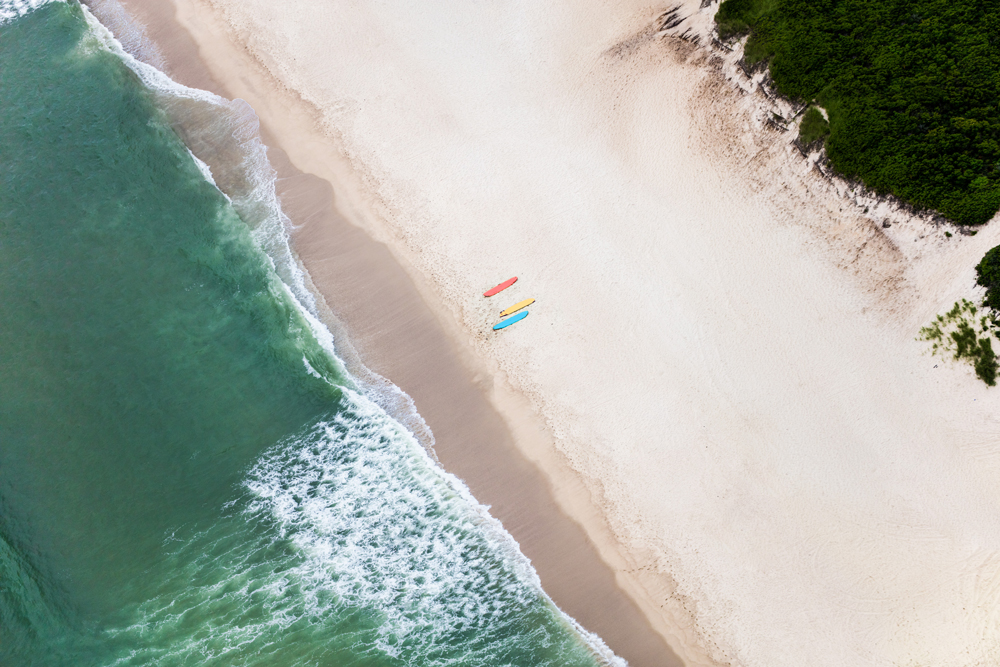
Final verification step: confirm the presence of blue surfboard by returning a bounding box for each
[493,310,528,330]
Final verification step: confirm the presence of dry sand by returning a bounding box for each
[99,0,1000,665]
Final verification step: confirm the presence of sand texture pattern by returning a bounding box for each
[127,0,1000,664]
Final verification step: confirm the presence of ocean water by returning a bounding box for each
[0,3,618,665]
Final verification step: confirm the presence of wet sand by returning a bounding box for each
[88,0,685,664]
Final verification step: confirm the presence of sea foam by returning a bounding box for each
[0,0,55,24]
[105,389,620,665]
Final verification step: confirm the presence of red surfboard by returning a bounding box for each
[483,277,517,297]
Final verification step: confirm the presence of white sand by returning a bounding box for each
[179,0,1000,664]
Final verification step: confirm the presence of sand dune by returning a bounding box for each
[166,0,1000,664]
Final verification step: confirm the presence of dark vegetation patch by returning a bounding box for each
[798,107,830,146]
[976,244,1000,311]
[716,0,1000,225]
[919,299,998,386]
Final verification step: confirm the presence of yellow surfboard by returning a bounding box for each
[500,298,535,317]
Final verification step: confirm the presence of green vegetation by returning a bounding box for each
[715,0,1000,225]
[716,0,780,43]
[919,299,998,385]
[916,243,1000,386]
[976,244,1000,310]
[798,107,830,145]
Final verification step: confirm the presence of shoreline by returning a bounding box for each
[89,0,686,664]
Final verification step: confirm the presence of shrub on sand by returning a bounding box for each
[919,299,998,386]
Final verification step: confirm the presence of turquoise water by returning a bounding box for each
[0,3,613,665]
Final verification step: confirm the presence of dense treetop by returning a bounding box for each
[716,0,1000,225]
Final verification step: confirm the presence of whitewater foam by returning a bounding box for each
[0,0,54,23]
[104,389,621,665]
[246,388,625,664]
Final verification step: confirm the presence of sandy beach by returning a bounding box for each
[94,0,1000,665]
